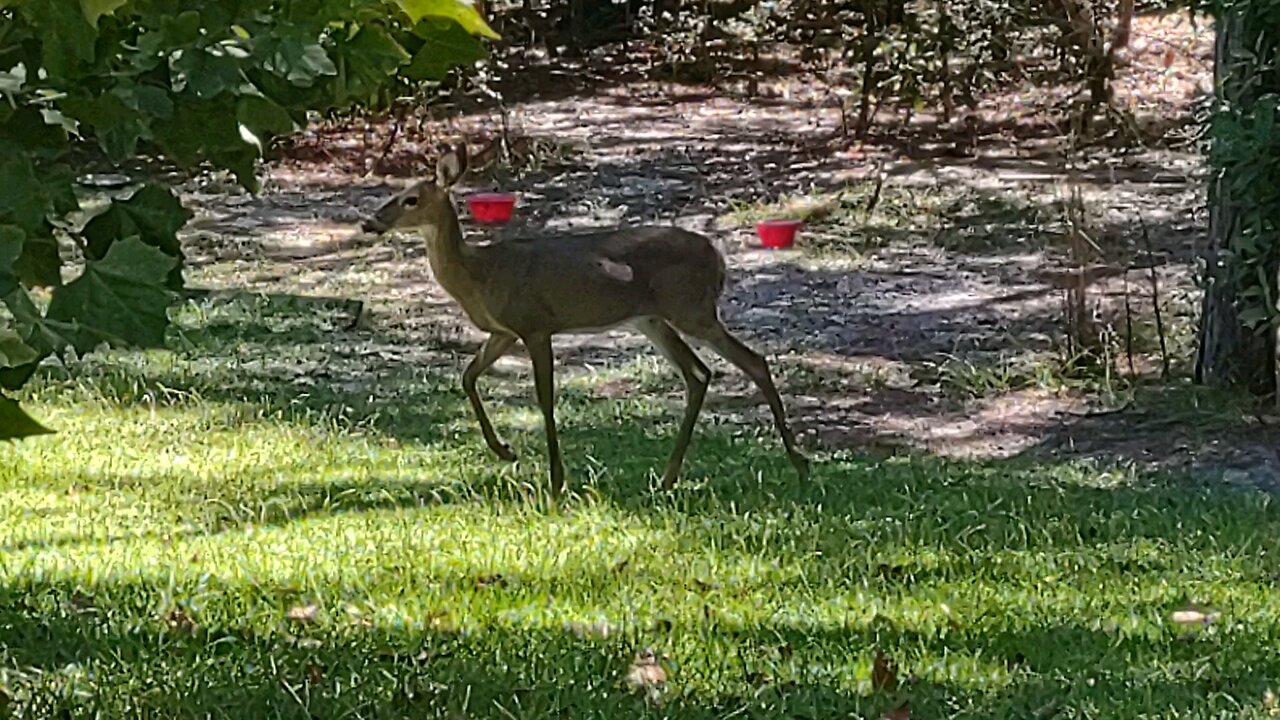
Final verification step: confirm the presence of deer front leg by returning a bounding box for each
[635,318,711,490]
[463,333,519,461]
[524,333,565,494]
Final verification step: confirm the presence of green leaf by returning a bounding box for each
[395,0,499,39]
[0,395,53,441]
[3,285,74,357]
[13,230,63,289]
[0,106,74,163]
[123,84,175,121]
[80,0,127,26]
[331,25,411,104]
[154,99,260,191]
[47,236,177,349]
[0,224,24,297]
[406,18,486,81]
[82,183,191,264]
[170,45,247,99]
[236,95,298,152]
[61,90,145,161]
[0,224,21,266]
[0,329,39,368]
[0,156,51,232]
[1239,305,1273,329]
[0,65,26,95]
[260,37,339,87]
[28,0,98,78]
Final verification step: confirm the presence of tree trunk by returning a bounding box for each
[1196,10,1279,395]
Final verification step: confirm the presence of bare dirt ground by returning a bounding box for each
[178,10,1279,488]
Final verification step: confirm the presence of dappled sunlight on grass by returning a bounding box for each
[2,295,1279,717]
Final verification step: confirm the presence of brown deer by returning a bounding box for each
[361,142,809,493]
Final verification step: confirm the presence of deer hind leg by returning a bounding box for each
[523,332,565,494]
[634,317,711,490]
[462,333,519,461]
[675,317,810,481]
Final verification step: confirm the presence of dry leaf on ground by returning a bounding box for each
[165,607,198,635]
[872,650,900,692]
[286,604,320,623]
[625,648,668,703]
[1171,607,1219,625]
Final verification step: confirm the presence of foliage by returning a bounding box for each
[501,0,1143,124]
[1187,0,1280,391]
[0,0,496,439]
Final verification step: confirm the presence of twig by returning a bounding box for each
[1138,215,1170,379]
[365,117,401,177]
[864,161,886,221]
[1065,399,1134,418]
[1123,268,1136,377]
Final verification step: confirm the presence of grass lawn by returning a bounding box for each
[2,294,1279,719]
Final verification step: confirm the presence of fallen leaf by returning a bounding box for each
[286,604,320,623]
[67,592,96,615]
[1171,607,1219,625]
[424,609,455,631]
[165,608,198,635]
[475,574,506,589]
[305,663,324,684]
[881,701,910,720]
[872,651,900,692]
[625,648,668,703]
[564,620,616,639]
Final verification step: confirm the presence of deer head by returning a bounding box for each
[362,142,469,235]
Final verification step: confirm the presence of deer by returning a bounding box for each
[361,142,809,494]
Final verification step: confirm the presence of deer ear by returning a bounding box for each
[455,142,470,174]
[434,154,457,187]
[435,144,467,187]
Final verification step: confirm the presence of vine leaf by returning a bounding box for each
[0,330,39,368]
[81,0,128,26]
[407,18,487,81]
[82,183,192,288]
[395,0,500,39]
[0,224,22,298]
[0,394,53,441]
[47,236,179,352]
[260,37,339,86]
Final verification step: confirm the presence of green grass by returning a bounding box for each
[3,295,1280,718]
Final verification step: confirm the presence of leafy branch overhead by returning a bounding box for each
[0,0,499,439]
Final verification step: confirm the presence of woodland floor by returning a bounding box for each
[8,10,1280,719]
[182,9,1276,488]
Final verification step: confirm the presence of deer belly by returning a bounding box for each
[464,306,515,335]
[559,320,634,336]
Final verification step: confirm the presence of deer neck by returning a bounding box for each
[422,202,479,300]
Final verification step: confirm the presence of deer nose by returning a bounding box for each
[361,217,385,234]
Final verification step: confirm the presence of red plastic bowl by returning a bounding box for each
[466,193,517,224]
[756,218,802,249]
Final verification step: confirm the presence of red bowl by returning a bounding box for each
[756,218,802,249]
[466,193,517,224]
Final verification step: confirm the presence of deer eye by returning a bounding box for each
[402,196,419,208]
